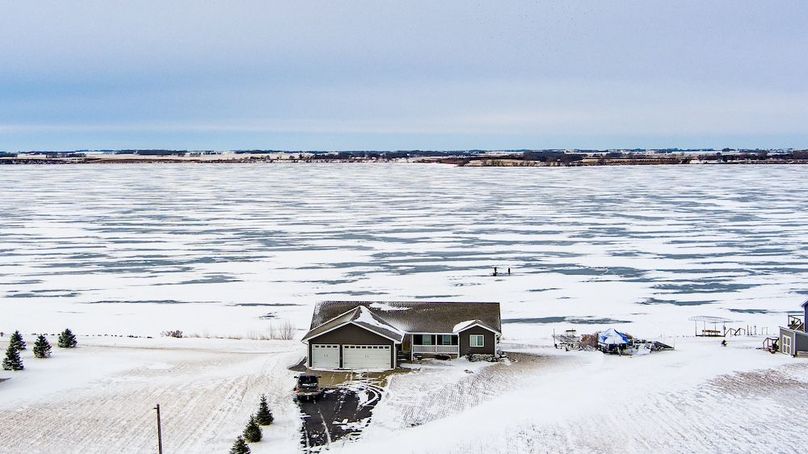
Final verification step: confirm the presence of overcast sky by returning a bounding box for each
[1,1,807,151]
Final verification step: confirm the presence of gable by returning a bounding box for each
[307,323,394,345]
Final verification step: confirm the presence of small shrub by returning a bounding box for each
[255,394,274,425]
[9,331,26,351]
[229,435,251,454]
[58,329,78,348]
[33,335,52,358]
[269,320,295,340]
[2,344,23,371]
[243,415,262,443]
[161,330,184,338]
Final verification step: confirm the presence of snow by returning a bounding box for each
[342,338,808,453]
[368,302,409,312]
[0,336,302,453]
[2,164,808,452]
[354,306,404,337]
[451,320,478,333]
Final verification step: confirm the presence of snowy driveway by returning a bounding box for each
[298,382,384,452]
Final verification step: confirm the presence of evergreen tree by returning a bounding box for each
[255,394,274,425]
[229,436,251,454]
[242,415,262,443]
[2,343,24,371]
[33,335,52,358]
[58,329,77,348]
[9,330,26,351]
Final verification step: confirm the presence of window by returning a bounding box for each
[440,335,453,345]
[420,335,433,345]
[470,334,484,348]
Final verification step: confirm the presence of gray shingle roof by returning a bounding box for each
[308,301,501,335]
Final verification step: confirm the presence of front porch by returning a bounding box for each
[409,333,460,358]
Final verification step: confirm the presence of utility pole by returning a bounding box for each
[154,404,163,454]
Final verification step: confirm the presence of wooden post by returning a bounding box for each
[154,404,163,454]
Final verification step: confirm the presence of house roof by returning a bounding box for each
[452,319,501,334]
[301,305,405,343]
[802,299,808,308]
[308,301,501,336]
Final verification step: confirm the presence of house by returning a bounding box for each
[779,300,808,357]
[301,301,502,371]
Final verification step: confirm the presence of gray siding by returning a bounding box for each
[307,323,395,369]
[797,330,808,353]
[458,326,496,356]
[779,327,808,356]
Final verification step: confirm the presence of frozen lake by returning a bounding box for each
[1,163,807,339]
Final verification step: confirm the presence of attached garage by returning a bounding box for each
[342,345,392,370]
[302,306,404,371]
[310,344,340,370]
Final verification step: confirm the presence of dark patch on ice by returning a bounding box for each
[728,308,771,314]
[298,279,357,285]
[175,274,241,285]
[638,298,716,306]
[0,279,43,286]
[652,282,758,294]
[314,290,388,296]
[503,316,632,325]
[6,290,82,298]
[230,302,303,307]
[259,313,277,319]
[412,295,460,299]
[83,300,217,305]
[528,288,559,293]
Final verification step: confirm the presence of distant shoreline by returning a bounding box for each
[2,150,807,167]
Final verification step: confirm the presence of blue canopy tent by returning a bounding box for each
[598,328,631,353]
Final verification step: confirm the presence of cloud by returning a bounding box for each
[1,1,807,149]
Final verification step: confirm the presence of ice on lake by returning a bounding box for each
[1,163,806,338]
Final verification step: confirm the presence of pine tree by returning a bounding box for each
[229,436,251,454]
[242,415,262,443]
[9,330,26,351]
[2,343,24,371]
[255,394,274,425]
[33,335,52,358]
[58,329,77,348]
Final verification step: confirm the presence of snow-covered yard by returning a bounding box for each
[2,335,808,453]
[0,337,304,453]
[350,338,808,454]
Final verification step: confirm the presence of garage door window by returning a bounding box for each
[470,334,484,348]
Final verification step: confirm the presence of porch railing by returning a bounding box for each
[412,345,459,354]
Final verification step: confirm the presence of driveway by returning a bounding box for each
[298,380,384,451]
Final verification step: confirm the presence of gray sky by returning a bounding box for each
[1,0,807,150]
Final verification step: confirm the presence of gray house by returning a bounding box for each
[779,300,808,357]
[301,301,502,371]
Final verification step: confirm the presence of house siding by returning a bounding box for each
[307,323,395,368]
[779,327,808,356]
[797,330,808,353]
[458,326,496,356]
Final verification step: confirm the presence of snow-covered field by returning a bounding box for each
[1,163,807,452]
[0,336,303,453]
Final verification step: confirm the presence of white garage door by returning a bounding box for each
[342,345,391,370]
[310,344,340,369]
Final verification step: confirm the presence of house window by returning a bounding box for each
[470,334,484,348]
[440,335,453,345]
[419,335,433,345]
